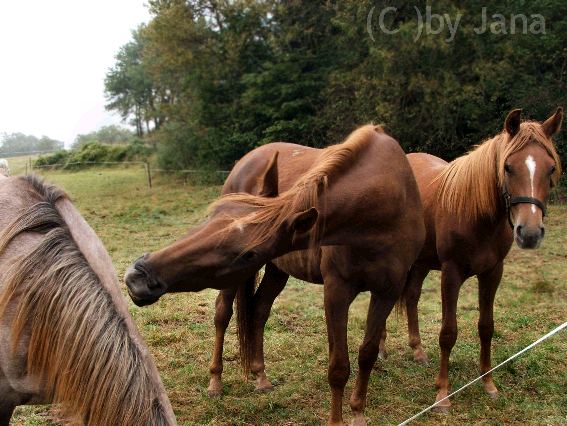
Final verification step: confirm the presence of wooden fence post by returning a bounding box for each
[145,162,152,189]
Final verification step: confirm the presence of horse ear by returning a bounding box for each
[542,107,563,138]
[257,151,279,197]
[504,109,522,138]
[288,207,318,236]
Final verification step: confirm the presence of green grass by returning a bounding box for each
[10,167,567,426]
[4,155,37,176]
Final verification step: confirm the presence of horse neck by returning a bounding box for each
[55,198,176,425]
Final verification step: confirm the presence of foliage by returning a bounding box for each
[105,0,567,170]
[72,125,135,149]
[35,140,151,169]
[0,133,63,157]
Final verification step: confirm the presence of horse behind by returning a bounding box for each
[0,175,176,425]
[382,107,563,411]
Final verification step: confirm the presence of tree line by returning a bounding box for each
[104,0,567,170]
[0,133,63,157]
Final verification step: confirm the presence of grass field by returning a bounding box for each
[8,166,567,426]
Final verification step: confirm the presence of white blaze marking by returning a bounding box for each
[525,155,537,214]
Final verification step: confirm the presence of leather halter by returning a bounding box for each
[502,185,547,228]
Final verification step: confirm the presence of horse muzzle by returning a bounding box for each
[124,256,166,306]
[514,224,544,249]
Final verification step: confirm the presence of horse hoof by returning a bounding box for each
[432,404,450,414]
[207,386,223,397]
[350,414,367,426]
[412,349,429,365]
[487,390,499,400]
[378,350,388,360]
[254,383,274,393]
[414,354,429,365]
[483,381,499,398]
[207,388,222,398]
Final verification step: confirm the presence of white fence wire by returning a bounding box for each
[397,321,567,425]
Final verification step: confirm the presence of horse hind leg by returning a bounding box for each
[405,265,430,364]
[208,286,238,397]
[250,262,289,392]
[377,264,430,363]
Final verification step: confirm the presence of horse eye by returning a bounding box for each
[504,164,512,174]
[550,165,556,175]
[242,251,257,262]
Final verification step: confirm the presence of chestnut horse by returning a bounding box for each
[381,108,563,411]
[0,175,176,425]
[125,125,425,425]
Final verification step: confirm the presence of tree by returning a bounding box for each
[105,27,164,136]
[0,133,63,156]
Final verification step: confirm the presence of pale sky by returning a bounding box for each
[0,1,151,146]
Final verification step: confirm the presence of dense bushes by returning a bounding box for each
[34,141,151,169]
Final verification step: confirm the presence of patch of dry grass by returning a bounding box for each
[10,168,567,425]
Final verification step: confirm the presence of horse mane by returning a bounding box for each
[0,175,169,425]
[436,121,562,221]
[209,124,385,253]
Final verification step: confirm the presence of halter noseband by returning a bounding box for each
[502,185,547,228]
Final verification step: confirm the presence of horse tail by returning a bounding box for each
[395,287,407,318]
[236,272,258,377]
[394,271,410,318]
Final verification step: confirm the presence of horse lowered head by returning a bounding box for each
[501,107,563,249]
[125,188,318,306]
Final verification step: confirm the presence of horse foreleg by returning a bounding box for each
[405,265,430,364]
[0,404,14,426]
[350,292,398,426]
[208,286,238,397]
[250,262,289,392]
[477,262,503,398]
[434,262,465,412]
[323,274,356,426]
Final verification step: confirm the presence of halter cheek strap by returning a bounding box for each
[502,186,547,228]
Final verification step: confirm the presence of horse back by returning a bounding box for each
[223,142,322,195]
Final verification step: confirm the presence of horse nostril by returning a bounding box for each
[515,225,523,238]
[133,260,162,290]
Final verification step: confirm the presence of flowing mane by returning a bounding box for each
[209,124,385,252]
[0,176,170,425]
[436,121,561,221]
